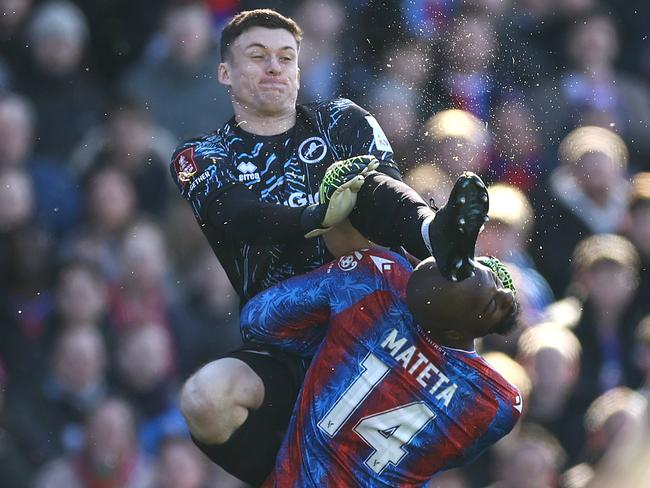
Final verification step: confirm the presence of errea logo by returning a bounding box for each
[236,161,260,183]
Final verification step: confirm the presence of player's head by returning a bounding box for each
[407,256,518,344]
[218,9,302,117]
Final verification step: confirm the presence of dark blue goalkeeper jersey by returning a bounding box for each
[170,98,398,302]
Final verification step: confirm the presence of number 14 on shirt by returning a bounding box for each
[318,353,436,474]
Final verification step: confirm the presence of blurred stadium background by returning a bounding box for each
[1,0,650,486]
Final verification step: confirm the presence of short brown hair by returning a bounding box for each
[220,9,303,61]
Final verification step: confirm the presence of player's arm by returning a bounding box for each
[240,252,384,356]
[170,142,378,242]
[211,155,379,241]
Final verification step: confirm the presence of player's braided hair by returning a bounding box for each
[476,256,516,295]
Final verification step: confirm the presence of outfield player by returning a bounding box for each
[241,249,521,487]
[174,9,490,485]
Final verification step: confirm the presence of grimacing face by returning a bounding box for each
[456,260,518,337]
[218,26,300,117]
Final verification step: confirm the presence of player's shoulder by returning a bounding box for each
[301,97,371,119]
[335,248,412,281]
[172,129,229,162]
[471,355,524,416]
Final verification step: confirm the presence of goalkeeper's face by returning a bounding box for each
[218,26,300,117]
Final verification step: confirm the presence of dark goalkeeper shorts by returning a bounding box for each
[191,345,310,486]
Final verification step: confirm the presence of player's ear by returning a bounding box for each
[296,66,300,89]
[218,62,231,87]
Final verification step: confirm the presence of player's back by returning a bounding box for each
[266,250,522,487]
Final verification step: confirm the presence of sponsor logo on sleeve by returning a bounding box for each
[365,115,393,153]
[298,137,328,164]
[173,147,199,188]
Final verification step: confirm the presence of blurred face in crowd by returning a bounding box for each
[219,26,300,118]
[120,223,168,289]
[107,109,152,165]
[56,264,108,325]
[86,399,136,471]
[53,329,106,395]
[571,151,623,204]
[444,16,497,73]
[157,438,208,488]
[32,31,84,76]
[502,440,558,488]
[478,221,521,259]
[581,261,638,315]
[529,347,577,417]
[163,4,213,64]
[0,97,33,167]
[567,15,618,71]
[493,101,540,158]
[0,168,34,232]
[118,324,173,392]
[87,168,136,233]
[0,0,33,34]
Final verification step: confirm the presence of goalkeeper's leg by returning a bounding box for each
[349,171,489,281]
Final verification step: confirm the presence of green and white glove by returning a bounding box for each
[302,155,380,238]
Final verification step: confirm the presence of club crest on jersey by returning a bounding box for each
[236,161,260,183]
[338,252,363,271]
[173,147,199,188]
[298,137,327,164]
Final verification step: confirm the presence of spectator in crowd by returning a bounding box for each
[625,172,650,319]
[488,97,546,190]
[530,125,630,295]
[116,323,186,455]
[7,327,109,466]
[532,10,650,165]
[153,435,211,488]
[0,0,35,83]
[291,0,345,103]
[404,162,454,213]
[33,397,155,488]
[478,183,554,324]
[418,108,491,179]
[366,37,432,167]
[120,1,231,140]
[182,248,242,374]
[517,324,584,462]
[0,167,56,386]
[69,98,177,219]
[0,360,31,488]
[0,93,80,236]
[423,8,500,120]
[633,315,650,402]
[68,166,140,282]
[488,424,566,488]
[18,0,105,160]
[581,386,647,466]
[568,235,642,437]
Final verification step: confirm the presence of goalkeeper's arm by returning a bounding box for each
[206,155,379,244]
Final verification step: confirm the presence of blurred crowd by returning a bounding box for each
[0,0,649,487]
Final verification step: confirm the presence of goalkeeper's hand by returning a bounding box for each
[301,155,380,238]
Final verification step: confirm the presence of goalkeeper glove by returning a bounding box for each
[301,155,380,238]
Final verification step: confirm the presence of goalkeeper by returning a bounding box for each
[173,8,489,486]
